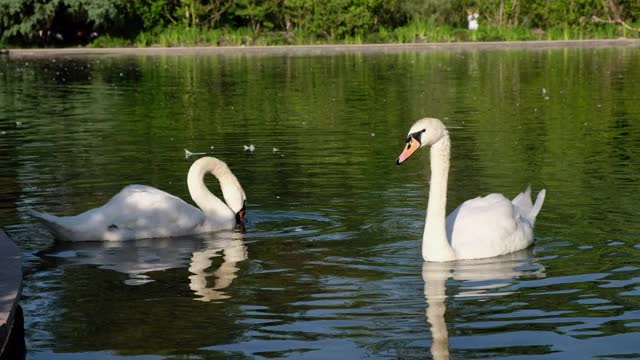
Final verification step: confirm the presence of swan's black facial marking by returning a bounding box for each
[235,201,247,232]
[235,201,246,224]
[406,129,426,144]
[108,224,118,231]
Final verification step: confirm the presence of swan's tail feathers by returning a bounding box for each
[28,208,60,220]
[28,210,68,240]
[512,185,533,211]
[528,189,546,226]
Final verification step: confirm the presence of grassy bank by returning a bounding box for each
[83,20,640,49]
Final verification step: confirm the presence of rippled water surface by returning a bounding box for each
[1,46,640,359]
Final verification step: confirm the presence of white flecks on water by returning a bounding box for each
[272,147,279,153]
[184,148,207,159]
[542,88,547,95]
[210,145,214,150]
[243,144,256,152]
[15,121,22,127]
[370,133,375,137]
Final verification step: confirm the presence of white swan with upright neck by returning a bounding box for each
[397,118,546,262]
[29,156,246,241]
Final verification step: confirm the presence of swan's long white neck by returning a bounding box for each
[423,133,456,262]
[187,158,236,221]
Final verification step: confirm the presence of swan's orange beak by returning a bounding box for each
[396,137,420,165]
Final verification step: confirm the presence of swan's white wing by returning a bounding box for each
[37,185,208,241]
[101,185,208,240]
[103,185,197,216]
[447,193,534,260]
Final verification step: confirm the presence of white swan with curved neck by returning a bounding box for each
[397,118,546,262]
[29,157,246,241]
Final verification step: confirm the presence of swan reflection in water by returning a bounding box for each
[38,230,247,302]
[422,249,545,359]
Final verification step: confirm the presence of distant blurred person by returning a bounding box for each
[467,11,479,31]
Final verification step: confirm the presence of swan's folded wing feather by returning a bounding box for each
[511,186,533,213]
[448,194,532,259]
[104,185,207,239]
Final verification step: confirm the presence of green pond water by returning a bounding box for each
[0,46,639,359]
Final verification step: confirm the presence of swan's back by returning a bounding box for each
[30,185,210,241]
[99,185,210,238]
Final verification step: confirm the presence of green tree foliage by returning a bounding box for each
[310,0,368,39]
[127,0,174,31]
[0,0,131,44]
[284,0,406,40]
[0,0,58,42]
[0,0,638,46]
[402,0,466,25]
[230,0,279,35]
[517,0,604,28]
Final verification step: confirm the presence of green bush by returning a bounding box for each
[88,35,131,48]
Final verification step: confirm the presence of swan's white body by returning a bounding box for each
[29,157,246,242]
[397,118,546,262]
